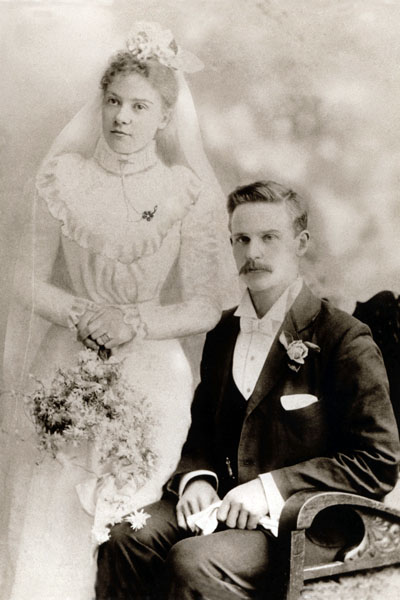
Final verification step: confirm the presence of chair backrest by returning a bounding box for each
[353,290,400,432]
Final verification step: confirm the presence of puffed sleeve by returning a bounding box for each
[136,173,239,339]
[13,193,95,328]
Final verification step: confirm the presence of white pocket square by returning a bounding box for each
[280,394,318,411]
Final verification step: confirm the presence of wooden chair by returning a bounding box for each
[277,291,400,600]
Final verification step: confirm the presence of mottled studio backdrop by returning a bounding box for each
[1,0,400,380]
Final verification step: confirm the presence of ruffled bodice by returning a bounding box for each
[20,138,238,341]
[38,142,197,267]
[37,142,200,301]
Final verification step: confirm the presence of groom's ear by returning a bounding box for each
[296,230,310,256]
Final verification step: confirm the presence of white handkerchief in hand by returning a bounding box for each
[258,515,279,537]
[186,501,279,537]
[187,501,221,535]
[280,394,318,411]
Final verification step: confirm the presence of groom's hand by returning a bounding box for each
[217,478,269,530]
[176,479,220,530]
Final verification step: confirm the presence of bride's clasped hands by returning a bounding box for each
[77,306,136,350]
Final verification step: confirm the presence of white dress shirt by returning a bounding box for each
[180,278,304,532]
[233,277,303,400]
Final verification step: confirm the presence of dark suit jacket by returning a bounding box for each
[172,285,400,502]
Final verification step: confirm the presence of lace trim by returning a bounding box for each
[68,297,98,330]
[120,305,148,339]
[36,155,201,265]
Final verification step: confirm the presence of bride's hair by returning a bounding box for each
[100,52,179,109]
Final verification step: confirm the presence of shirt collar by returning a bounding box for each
[234,277,303,330]
[93,134,158,175]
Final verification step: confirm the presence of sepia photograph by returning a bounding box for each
[1,1,400,599]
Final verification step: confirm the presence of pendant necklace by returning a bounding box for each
[119,164,158,223]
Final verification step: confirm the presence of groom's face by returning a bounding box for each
[230,201,307,293]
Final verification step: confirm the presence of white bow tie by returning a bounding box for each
[240,316,279,336]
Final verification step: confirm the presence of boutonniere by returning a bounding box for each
[279,332,320,372]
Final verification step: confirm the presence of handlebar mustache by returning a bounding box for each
[240,263,273,275]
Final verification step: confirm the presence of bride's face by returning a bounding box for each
[102,72,168,154]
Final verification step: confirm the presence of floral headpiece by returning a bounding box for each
[125,21,204,73]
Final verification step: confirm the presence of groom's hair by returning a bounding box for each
[227,180,308,235]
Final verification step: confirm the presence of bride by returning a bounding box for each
[0,22,238,600]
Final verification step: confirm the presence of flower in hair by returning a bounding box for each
[279,331,320,372]
[126,21,204,73]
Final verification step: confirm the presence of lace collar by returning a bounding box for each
[37,152,199,264]
[93,135,158,175]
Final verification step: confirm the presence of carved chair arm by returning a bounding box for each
[277,489,400,600]
[279,490,400,535]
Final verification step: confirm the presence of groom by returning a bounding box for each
[96,180,399,599]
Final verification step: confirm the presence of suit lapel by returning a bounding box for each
[215,314,241,419]
[245,284,322,416]
[288,283,322,335]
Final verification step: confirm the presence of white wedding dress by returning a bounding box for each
[0,137,235,600]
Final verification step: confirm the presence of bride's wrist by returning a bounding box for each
[68,298,99,331]
[118,305,148,340]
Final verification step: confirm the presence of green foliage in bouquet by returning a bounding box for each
[25,349,157,488]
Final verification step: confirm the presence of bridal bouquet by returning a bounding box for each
[25,348,157,499]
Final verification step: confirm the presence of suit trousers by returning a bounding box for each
[95,495,280,600]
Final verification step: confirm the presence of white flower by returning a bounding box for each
[125,509,151,531]
[279,332,320,372]
[77,348,97,364]
[287,340,309,364]
[91,524,111,545]
[125,21,203,73]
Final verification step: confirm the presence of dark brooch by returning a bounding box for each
[142,205,158,222]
